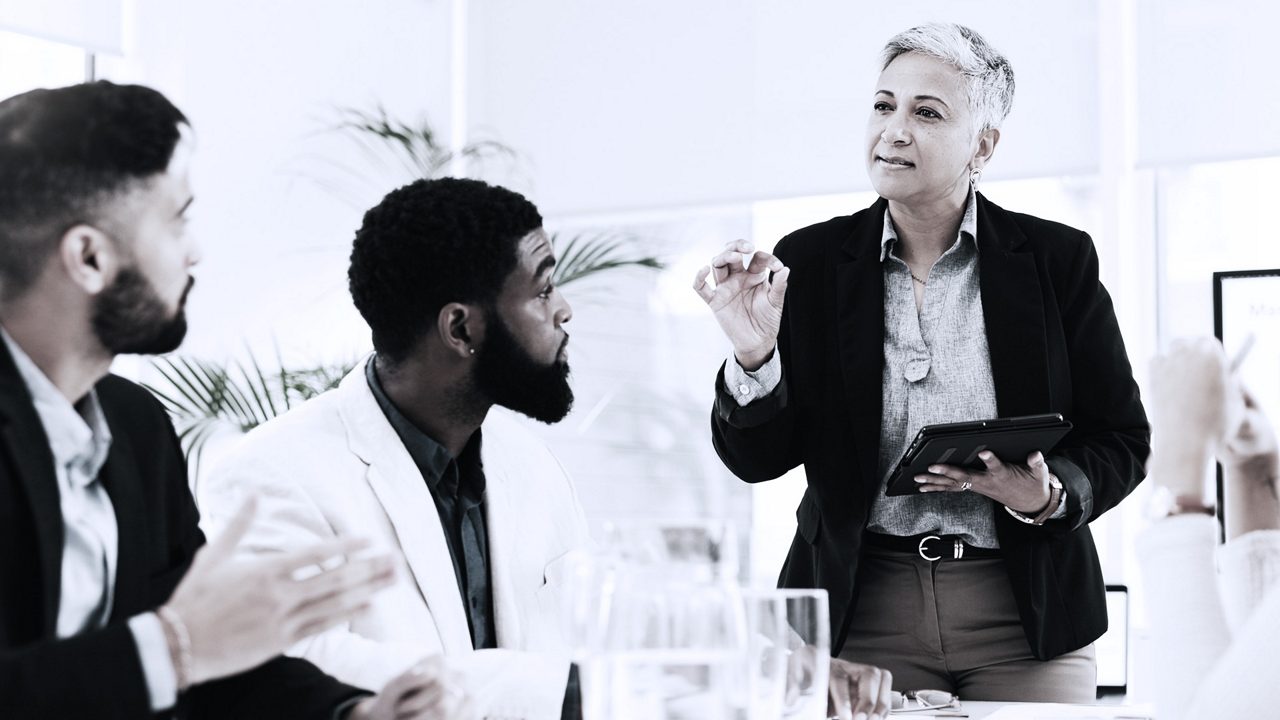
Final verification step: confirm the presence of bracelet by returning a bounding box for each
[156,605,193,692]
[1169,493,1216,517]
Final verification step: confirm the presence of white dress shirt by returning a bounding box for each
[0,327,177,711]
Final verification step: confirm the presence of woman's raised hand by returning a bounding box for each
[692,240,790,370]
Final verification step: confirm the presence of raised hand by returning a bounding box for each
[692,240,790,370]
[162,496,397,687]
[1222,386,1278,468]
[1221,386,1280,540]
[1147,338,1234,496]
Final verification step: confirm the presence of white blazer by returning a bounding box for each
[201,357,590,720]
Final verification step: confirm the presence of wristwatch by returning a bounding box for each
[1005,473,1063,525]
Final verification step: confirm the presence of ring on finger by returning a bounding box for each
[958,480,972,492]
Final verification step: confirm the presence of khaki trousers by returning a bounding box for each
[839,543,1096,702]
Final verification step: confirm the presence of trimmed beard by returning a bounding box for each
[91,267,192,355]
[473,307,573,424]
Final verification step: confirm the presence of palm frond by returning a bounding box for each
[333,105,458,179]
[551,232,665,287]
[238,353,281,424]
[330,106,663,289]
[145,350,361,481]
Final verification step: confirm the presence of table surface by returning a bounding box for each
[948,701,1153,719]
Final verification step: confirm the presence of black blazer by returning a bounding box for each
[711,194,1150,661]
[0,342,366,719]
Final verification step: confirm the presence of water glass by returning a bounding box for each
[744,589,831,720]
[575,521,747,720]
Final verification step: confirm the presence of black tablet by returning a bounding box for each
[884,413,1073,497]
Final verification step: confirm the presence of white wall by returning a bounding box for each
[468,0,1101,217]
[101,0,456,369]
[1136,0,1280,166]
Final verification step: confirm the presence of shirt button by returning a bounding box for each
[904,357,931,382]
[737,384,750,396]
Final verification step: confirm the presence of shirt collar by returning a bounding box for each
[0,326,112,485]
[879,189,979,262]
[365,356,483,498]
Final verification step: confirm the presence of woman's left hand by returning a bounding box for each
[915,450,1053,515]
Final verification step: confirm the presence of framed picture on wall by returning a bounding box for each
[1213,269,1280,534]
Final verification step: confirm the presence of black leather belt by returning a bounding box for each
[863,532,1002,561]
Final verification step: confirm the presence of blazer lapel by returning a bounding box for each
[0,344,63,635]
[476,447,524,648]
[96,408,148,622]
[337,359,472,653]
[836,200,888,500]
[976,194,1053,416]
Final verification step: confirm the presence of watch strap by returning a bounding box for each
[1004,473,1063,526]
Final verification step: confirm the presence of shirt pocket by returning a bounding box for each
[531,549,586,651]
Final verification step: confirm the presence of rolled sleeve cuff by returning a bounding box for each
[722,348,782,407]
[128,612,177,712]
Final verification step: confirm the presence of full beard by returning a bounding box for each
[91,268,192,355]
[473,309,573,424]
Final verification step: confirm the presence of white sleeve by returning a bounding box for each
[1135,514,1231,720]
[127,612,177,712]
[1215,528,1280,632]
[1184,581,1280,720]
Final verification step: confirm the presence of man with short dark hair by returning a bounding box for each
[204,177,588,720]
[0,81,467,720]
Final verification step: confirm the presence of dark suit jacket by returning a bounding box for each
[711,193,1150,661]
[0,341,367,719]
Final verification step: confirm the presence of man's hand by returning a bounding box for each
[163,496,397,686]
[827,658,891,720]
[348,658,472,720]
[693,240,790,370]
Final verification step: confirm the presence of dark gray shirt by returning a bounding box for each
[365,359,496,649]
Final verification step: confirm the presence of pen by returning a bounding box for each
[1229,332,1255,374]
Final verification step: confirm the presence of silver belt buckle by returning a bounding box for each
[918,535,965,561]
[918,535,942,561]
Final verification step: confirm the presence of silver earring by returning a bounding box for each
[969,168,982,187]
[469,348,476,355]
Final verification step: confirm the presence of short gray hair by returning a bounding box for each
[880,23,1015,132]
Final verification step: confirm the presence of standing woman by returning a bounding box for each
[694,23,1148,701]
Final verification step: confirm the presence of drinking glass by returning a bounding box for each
[744,589,830,720]
[738,590,792,720]
[574,520,748,720]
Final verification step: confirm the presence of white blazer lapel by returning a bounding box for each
[481,451,525,649]
[337,359,472,653]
